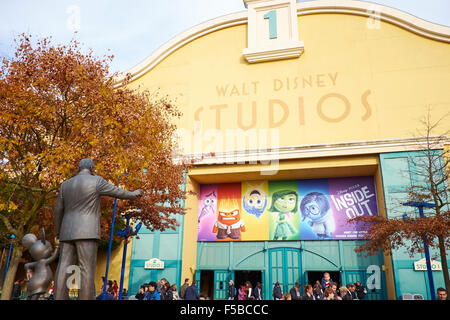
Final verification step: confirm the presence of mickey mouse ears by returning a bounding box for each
[40,228,46,244]
[21,228,47,249]
[22,233,37,249]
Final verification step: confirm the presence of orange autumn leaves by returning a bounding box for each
[350,213,450,257]
[0,34,190,241]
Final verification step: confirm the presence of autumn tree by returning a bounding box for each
[351,107,450,292]
[0,34,190,299]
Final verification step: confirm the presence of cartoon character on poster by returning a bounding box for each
[300,191,335,239]
[198,191,216,229]
[268,190,299,240]
[197,185,218,241]
[213,184,245,241]
[212,208,246,241]
[242,184,267,219]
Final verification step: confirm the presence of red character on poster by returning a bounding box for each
[213,209,246,241]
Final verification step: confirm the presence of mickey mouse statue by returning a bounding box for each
[22,229,59,300]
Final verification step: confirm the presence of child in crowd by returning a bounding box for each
[321,272,332,291]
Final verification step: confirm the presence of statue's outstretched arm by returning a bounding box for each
[24,262,37,270]
[96,177,141,200]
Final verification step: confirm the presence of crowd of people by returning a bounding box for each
[122,271,449,301]
[229,273,367,301]
[127,272,368,301]
[271,274,367,300]
[131,278,199,300]
[9,271,448,300]
[96,278,127,300]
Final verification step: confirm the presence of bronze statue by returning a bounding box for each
[22,229,59,300]
[53,158,142,300]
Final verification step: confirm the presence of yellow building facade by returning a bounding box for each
[102,0,449,300]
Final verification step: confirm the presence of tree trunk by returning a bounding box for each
[437,235,450,292]
[0,248,6,288]
[0,246,23,300]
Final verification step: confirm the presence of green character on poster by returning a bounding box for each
[269,190,298,240]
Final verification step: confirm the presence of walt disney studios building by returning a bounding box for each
[100,1,450,300]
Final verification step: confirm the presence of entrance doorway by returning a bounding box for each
[306,271,341,288]
[200,270,214,298]
[234,270,262,292]
[199,270,230,300]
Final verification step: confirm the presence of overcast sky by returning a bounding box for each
[0,0,449,74]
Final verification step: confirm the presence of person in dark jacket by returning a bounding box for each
[347,284,359,300]
[253,282,262,300]
[11,280,23,300]
[145,282,161,300]
[273,282,282,300]
[184,281,199,300]
[180,278,190,299]
[135,285,147,300]
[96,291,114,300]
[355,281,367,300]
[290,282,302,300]
[96,290,114,300]
[302,284,315,300]
[228,280,235,300]
[313,282,323,300]
[96,281,114,300]
[162,282,173,300]
[330,282,342,300]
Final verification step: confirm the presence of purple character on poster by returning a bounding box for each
[300,192,335,239]
[197,185,218,241]
[198,191,216,225]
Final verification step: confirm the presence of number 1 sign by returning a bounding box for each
[243,0,304,63]
[264,9,278,39]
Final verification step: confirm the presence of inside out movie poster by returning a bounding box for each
[197,176,378,242]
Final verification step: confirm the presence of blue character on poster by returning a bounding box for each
[300,192,335,239]
[242,186,267,219]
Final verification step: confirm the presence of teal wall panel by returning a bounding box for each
[128,178,187,296]
[340,241,382,268]
[132,234,154,260]
[128,213,185,295]
[197,243,230,268]
[397,268,428,297]
[157,267,178,285]
[130,267,152,291]
[302,241,340,270]
[237,251,265,270]
[158,233,180,260]
[234,242,265,270]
